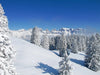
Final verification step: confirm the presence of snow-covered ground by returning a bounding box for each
[69,53,100,75]
[10,37,100,75]
[10,37,60,75]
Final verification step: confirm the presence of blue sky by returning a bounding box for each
[0,0,100,32]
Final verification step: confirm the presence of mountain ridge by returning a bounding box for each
[8,27,85,41]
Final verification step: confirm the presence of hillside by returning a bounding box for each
[10,37,60,75]
[10,37,100,75]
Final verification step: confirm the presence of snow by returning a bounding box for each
[8,28,85,42]
[69,53,100,75]
[9,29,32,41]
[10,37,60,75]
[10,37,100,75]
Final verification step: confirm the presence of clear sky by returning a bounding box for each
[0,0,100,32]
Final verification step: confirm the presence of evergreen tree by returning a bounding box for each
[0,4,4,15]
[30,27,41,46]
[49,37,56,50]
[0,4,17,75]
[59,34,67,57]
[85,36,90,51]
[85,34,100,71]
[95,33,100,41]
[41,34,49,49]
[66,36,71,49]
[71,35,78,53]
[59,50,71,75]
[55,35,61,50]
[0,4,8,34]
[81,36,87,51]
[77,35,83,52]
[55,33,67,57]
[0,34,17,75]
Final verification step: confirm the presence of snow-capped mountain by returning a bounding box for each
[51,28,84,35]
[8,28,84,41]
[8,29,32,41]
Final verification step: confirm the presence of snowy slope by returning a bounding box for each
[10,37,100,75]
[69,53,100,75]
[10,37,60,75]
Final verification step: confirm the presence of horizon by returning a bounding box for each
[0,0,100,32]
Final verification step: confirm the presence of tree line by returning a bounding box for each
[31,27,100,75]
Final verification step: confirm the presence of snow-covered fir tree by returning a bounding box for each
[49,37,56,50]
[95,33,100,41]
[85,34,100,72]
[55,33,67,57]
[66,36,72,50]
[55,35,61,50]
[30,27,41,46]
[0,34,17,75]
[0,4,17,75]
[0,4,4,15]
[41,34,49,49]
[81,36,87,51]
[71,35,78,53]
[66,35,87,53]
[85,36,90,51]
[77,35,87,52]
[0,4,9,34]
[59,34,67,57]
[77,35,83,52]
[59,50,71,75]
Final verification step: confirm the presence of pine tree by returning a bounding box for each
[0,4,4,15]
[71,35,78,53]
[55,35,61,50]
[0,4,8,34]
[41,34,49,49]
[77,35,83,52]
[85,34,100,71]
[59,34,67,57]
[0,34,17,75]
[95,33,100,41]
[59,50,71,75]
[30,27,41,46]
[0,4,17,75]
[86,36,90,51]
[49,37,56,50]
[81,36,87,51]
[55,33,67,57]
[66,36,71,50]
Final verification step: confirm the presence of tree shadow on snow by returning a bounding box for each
[35,63,58,75]
[70,58,85,67]
[52,51,59,57]
[79,53,86,56]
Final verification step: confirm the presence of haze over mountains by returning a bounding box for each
[7,28,86,41]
